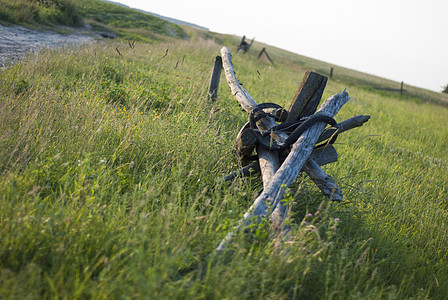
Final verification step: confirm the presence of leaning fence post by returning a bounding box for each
[258,47,274,65]
[208,56,222,100]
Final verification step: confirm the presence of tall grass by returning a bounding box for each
[0,0,82,27]
[1,32,447,299]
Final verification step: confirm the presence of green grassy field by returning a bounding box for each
[1,1,448,299]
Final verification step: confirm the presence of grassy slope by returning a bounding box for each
[0,0,186,41]
[1,2,448,299]
[0,0,82,27]
[76,0,187,41]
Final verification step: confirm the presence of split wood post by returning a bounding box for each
[208,56,222,100]
[330,67,334,78]
[400,81,404,96]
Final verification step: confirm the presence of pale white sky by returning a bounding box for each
[114,0,448,92]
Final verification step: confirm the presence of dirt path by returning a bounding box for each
[0,24,95,67]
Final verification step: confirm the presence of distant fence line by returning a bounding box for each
[374,81,406,96]
[329,67,406,96]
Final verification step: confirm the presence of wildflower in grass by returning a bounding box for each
[306,213,313,218]
[334,218,340,223]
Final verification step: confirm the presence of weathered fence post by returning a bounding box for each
[401,81,404,96]
[286,71,327,122]
[208,56,222,100]
[258,47,274,65]
[330,67,334,78]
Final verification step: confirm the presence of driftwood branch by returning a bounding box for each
[221,47,257,112]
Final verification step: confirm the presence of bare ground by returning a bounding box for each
[0,24,96,67]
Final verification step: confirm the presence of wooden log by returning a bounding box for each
[221,46,286,137]
[317,115,370,144]
[222,48,340,203]
[302,159,342,202]
[257,145,280,189]
[217,91,350,250]
[225,145,338,182]
[221,47,258,112]
[286,71,327,122]
[208,56,222,100]
[221,46,286,187]
[270,144,339,229]
[249,91,350,218]
[310,145,338,166]
[270,71,328,228]
[272,71,331,225]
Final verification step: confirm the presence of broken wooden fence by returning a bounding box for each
[208,47,370,250]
